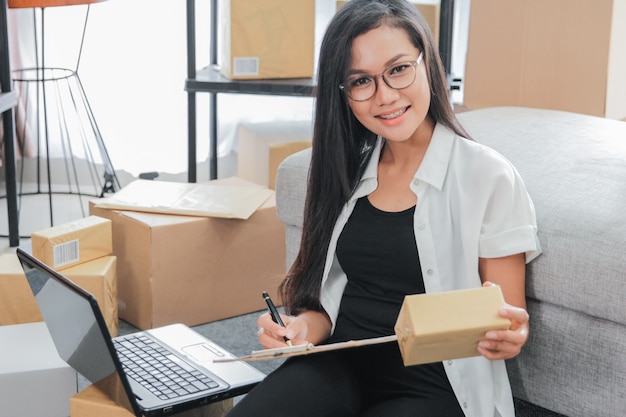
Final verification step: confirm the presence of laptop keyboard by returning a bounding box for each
[114,334,220,400]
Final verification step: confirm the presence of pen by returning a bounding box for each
[262,291,292,346]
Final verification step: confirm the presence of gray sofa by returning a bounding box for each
[275,107,626,417]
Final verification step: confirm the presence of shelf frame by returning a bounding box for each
[184,0,455,182]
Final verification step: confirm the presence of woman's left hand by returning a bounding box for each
[477,302,530,361]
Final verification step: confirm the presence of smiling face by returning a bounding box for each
[346,24,432,144]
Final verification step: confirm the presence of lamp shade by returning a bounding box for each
[9,0,105,8]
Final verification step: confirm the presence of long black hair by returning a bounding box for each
[280,0,471,315]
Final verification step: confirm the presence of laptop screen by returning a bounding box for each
[20,251,117,384]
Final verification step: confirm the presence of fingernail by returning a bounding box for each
[478,341,490,348]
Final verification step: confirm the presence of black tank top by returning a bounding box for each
[331,196,425,342]
[329,197,456,407]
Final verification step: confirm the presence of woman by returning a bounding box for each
[227,1,541,416]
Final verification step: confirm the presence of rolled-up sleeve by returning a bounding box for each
[479,157,542,263]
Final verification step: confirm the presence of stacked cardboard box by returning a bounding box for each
[30,215,119,336]
[31,215,112,271]
[0,253,43,326]
[336,0,441,45]
[89,177,287,330]
[219,0,316,79]
[62,256,119,336]
[70,373,233,417]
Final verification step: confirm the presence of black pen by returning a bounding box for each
[262,291,292,346]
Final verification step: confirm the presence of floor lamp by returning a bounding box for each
[7,0,120,234]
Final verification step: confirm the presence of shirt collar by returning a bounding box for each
[415,123,455,191]
[349,138,381,201]
[356,123,455,194]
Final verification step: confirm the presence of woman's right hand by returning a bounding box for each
[256,310,332,349]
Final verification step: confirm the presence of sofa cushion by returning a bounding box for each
[507,298,626,416]
[457,107,626,327]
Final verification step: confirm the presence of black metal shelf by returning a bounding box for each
[185,65,315,97]
[185,0,318,182]
[185,0,455,182]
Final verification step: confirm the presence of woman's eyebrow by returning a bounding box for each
[346,53,413,76]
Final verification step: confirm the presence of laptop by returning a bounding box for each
[17,248,265,417]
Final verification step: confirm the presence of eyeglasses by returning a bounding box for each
[339,52,424,102]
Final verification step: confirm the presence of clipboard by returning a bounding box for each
[213,335,399,363]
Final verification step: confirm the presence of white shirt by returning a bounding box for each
[319,123,542,417]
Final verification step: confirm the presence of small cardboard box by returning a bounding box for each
[394,286,511,365]
[464,0,626,120]
[237,121,312,189]
[63,256,119,337]
[0,253,43,325]
[31,215,113,270]
[0,322,77,417]
[89,178,286,330]
[219,0,316,79]
[336,0,440,45]
[71,373,233,417]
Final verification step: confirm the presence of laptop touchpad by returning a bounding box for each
[183,343,226,362]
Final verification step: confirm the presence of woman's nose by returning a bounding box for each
[373,76,399,104]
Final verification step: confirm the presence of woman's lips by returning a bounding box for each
[377,106,408,120]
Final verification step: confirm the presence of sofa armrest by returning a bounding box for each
[275,147,311,269]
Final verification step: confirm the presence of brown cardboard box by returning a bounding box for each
[64,256,119,337]
[0,254,42,325]
[0,252,117,333]
[268,141,312,190]
[464,0,626,120]
[71,373,233,417]
[394,286,511,365]
[31,215,113,270]
[336,0,440,45]
[237,121,312,189]
[89,178,286,330]
[219,0,316,80]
